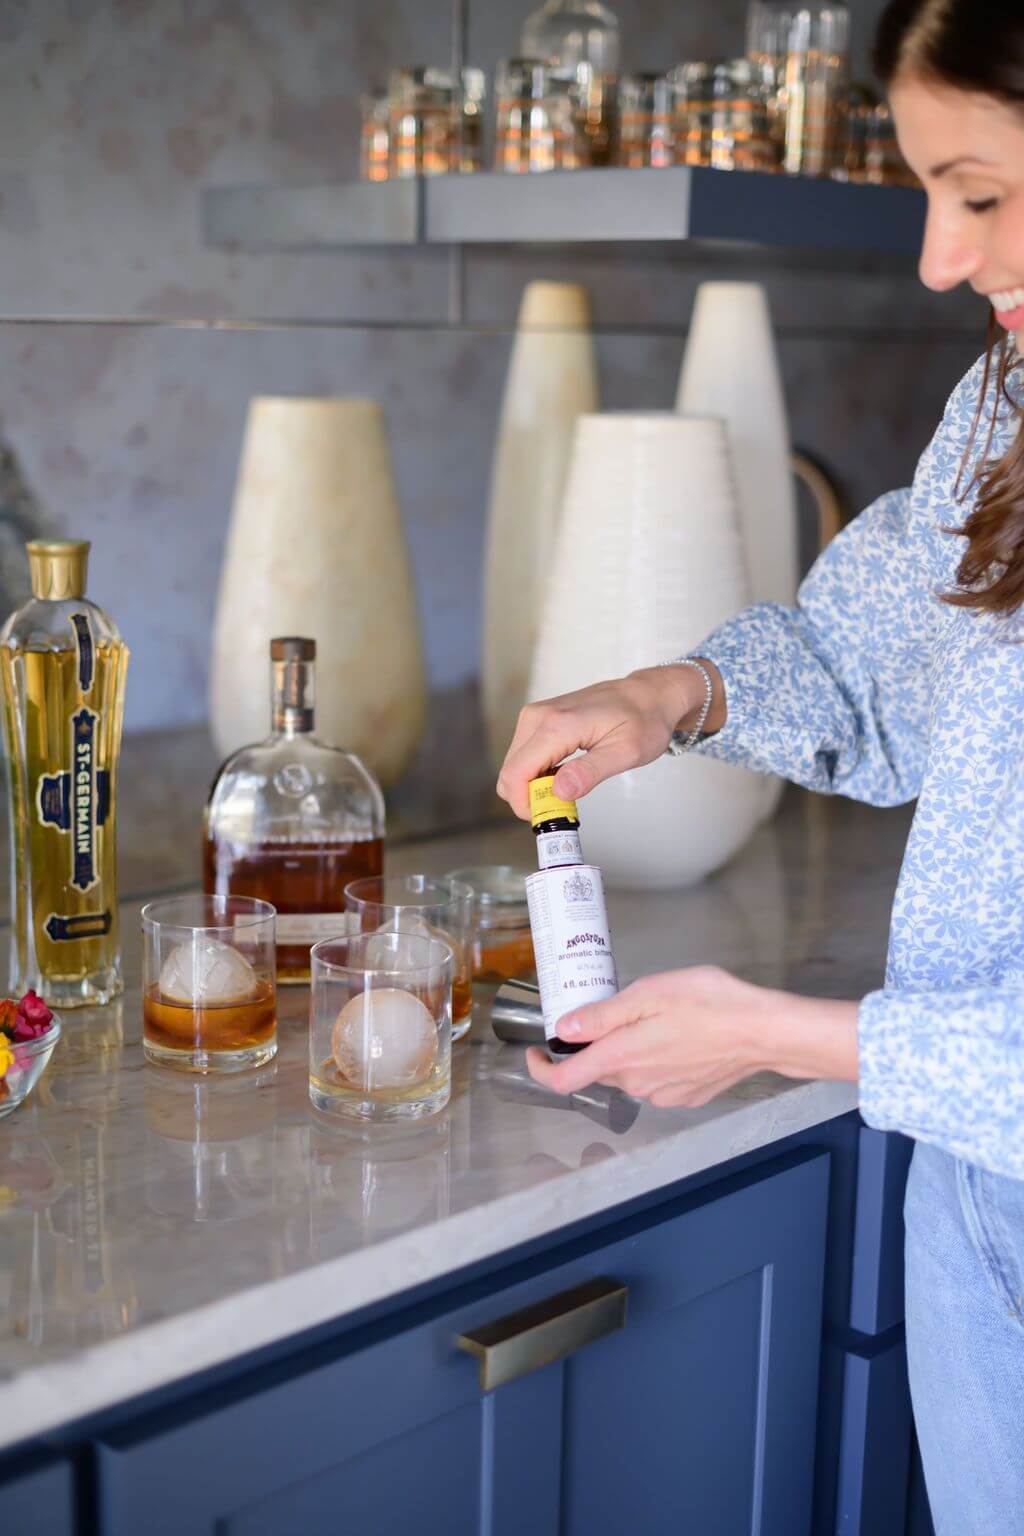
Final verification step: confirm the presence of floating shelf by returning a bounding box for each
[204,165,925,257]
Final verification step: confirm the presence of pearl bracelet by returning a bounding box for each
[661,658,715,756]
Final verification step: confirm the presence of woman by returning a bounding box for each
[497,2,1024,1529]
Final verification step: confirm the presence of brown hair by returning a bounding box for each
[875,0,1024,615]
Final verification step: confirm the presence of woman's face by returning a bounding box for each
[891,76,1024,337]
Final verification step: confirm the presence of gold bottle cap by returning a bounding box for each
[27,540,90,601]
[270,636,316,662]
[529,774,579,829]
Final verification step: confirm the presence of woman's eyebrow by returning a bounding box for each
[930,155,999,177]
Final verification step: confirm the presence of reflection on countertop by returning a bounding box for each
[0,787,913,1449]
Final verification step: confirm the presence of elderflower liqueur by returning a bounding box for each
[525,774,618,1056]
[0,541,128,1007]
[204,638,385,983]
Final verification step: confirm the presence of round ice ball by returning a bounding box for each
[159,939,259,1006]
[362,913,441,972]
[332,987,438,1091]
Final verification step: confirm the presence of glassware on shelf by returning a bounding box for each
[141,896,277,1074]
[494,58,582,173]
[616,73,675,168]
[838,98,917,187]
[308,932,453,1122]
[387,66,486,178]
[672,60,778,172]
[521,0,620,166]
[360,93,391,182]
[746,0,790,156]
[344,875,474,1044]
[746,2,850,177]
[456,68,487,173]
[204,638,384,986]
[444,865,536,986]
[0,540,128,1010]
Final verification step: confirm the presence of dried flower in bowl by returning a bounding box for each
[0,992,60,1118]
[0,990,55,1044]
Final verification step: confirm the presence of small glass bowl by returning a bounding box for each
[445,865,536,986]
[0,1017,62,1118]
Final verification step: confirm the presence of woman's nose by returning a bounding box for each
[918,204,984,292]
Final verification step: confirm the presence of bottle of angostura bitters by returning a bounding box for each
[525,774,618,1056]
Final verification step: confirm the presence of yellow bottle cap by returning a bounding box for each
[529,775,579,829]
[27,540,90,601]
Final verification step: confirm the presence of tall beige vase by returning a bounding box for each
[677,282,797,825]
[209,397,426,786]
[529,413,764,889]
[481,282,598,772]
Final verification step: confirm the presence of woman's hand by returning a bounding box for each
[496,663,723,819]
[526,966,860,1106]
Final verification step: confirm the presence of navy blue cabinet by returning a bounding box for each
[849,1130,913,1335]
[95,1152,829,1536]
[0,1453,75,1536]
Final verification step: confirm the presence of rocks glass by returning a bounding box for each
[344,875,473,1042]
[445,865,536,986]
[309,932,453,1122]
[141,895,277,1073]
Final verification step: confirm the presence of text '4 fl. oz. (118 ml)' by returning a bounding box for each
[525,774,619,1056]
[0,541,128,1008]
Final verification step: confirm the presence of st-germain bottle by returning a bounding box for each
[0,540,128,1007]
[204,637,385,983]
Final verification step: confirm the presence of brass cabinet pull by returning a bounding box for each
[456,1276,628,1391]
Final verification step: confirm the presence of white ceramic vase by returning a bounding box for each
[209,397,427,787]
[481,281,598,773]
[528,413,765,890]
[676,281,796,823]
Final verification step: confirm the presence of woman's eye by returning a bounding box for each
[965,198,999,214]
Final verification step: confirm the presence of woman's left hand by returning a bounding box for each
[525,965,860,1106]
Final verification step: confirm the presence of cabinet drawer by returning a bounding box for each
[96,1151,829,1536]
[849,1130,913,1335]
[834,1339,913,1536]
[0,1453,75,1535]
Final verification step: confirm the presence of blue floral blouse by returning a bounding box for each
[693,352,1024,1179]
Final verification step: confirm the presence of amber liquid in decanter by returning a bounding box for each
[203,835,384,983]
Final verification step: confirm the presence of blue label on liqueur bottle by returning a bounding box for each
[71,611,94,693]
[44,911,112,943]
[70,707,99,891]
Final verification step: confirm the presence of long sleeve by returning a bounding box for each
[859,985,1024,1179]
[691,483,939,806]
[684,358,1006,806]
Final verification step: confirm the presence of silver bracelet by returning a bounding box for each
[661,658,715,756]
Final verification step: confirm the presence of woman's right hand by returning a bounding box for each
[496,662,724,820]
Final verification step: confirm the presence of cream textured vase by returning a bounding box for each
[528,413,765,890]
[677,281,796,823]
[210,398,426,787]
[481,281,598,773]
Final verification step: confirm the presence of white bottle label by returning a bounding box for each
[273,913,352,944]
[536,829,583,870]
[525,865,618,1041]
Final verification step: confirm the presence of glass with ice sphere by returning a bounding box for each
[141,895,277,1073]
[344,874,474,1042]
[309,931,453,1121]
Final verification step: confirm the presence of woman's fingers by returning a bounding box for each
[496,708,585,818]
[551,734,649,802]
[558,983,650,1043]
[525,1034,629,1095]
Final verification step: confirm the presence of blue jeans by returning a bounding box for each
[905,1142,1024,1534]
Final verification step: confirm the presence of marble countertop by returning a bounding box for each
[0,791,912,1451]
